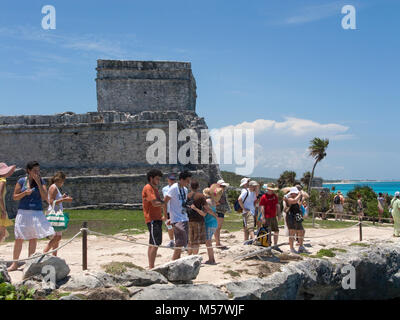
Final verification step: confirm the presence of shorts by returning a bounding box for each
[263,217,279,232]
[205,226,217,241]
[173,221,189,248]
[242,211,255,232]
[217,212,225,218]
[286,213,304,231]
[147,220,162,246]
[334,204,344,213]
[188,221,206,246]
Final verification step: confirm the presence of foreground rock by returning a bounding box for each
[59,271,115,291]
[110,267,168,287]
[152,255,202,283]
[23,254,70,281]
[0,263,11,283]
[224,241,400,300]
[130,284,228,300]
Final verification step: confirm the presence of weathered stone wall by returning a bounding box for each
[96,60,196,113]
[0,110,209,176]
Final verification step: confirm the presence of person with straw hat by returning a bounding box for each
[210,179,229,250]
[0,163,16,242]
[259,183,282,252]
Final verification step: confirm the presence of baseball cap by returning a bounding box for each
[249,180,259,187]
[168,174,177,180]
[240,177,250,187]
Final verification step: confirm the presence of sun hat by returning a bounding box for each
[395,191,400,197]
[249,180,259,187]
[263,183,278,191]
[0,163,16,177]
[217,179,229,187]
[289,187,299,195]
[240,177,250,187]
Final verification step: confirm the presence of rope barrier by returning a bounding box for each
[0,230,82,264]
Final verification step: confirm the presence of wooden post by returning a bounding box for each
[359,217,362,242]
[82,221,88,270]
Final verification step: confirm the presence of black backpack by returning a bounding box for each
[334,195,341,205]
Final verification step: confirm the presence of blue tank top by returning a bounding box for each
[204,205,218,229]
[18,177,46,211]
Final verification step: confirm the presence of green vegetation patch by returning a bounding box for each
[223,270,241,278]
[0,283,35,300]
[350,242,370,247]
[331,248,347,253]
[302,249,336,259]
[101,261,144,275]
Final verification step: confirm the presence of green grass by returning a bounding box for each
[331,248,347,253]
[302,248,336,259]
[350,242,370,247]
[223,270,241,278]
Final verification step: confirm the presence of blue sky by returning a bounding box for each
[0,0,399,180]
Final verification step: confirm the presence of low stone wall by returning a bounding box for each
[4,169,222,217]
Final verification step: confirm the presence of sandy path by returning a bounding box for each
[1,221,396,286]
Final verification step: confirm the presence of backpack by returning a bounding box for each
[234,190,249,212]
[256,227,270,247]
[334,195,341,205]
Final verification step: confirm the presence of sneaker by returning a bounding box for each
[273,247,283,253]
[244,240,254,245]
[290,248,298,254]
[167,240,175,248]
[298,246,309,254]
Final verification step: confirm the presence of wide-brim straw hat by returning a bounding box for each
[263,183,279,191]
[217,179,229,187]
[0,163,16,177]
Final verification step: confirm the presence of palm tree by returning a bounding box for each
[307,137,329,227]
[307,138,329,194]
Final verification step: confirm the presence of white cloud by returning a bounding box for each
[210,116,353,177]
[216,117,349,137]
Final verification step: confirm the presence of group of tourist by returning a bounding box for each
[0,161,73,272]
[142,169,230,268]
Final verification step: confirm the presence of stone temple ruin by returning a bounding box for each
[0,60,223,215]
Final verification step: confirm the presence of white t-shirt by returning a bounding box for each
[162,185,171,213]
[239,188,256,215]
[166,182,189,223]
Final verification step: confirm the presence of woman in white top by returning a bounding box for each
[44,172,73,256]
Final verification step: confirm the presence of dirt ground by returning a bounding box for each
[0,221,396,285]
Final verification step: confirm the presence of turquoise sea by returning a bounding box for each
[323,181,400,196]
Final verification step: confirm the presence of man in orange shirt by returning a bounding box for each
[142,169,166,269]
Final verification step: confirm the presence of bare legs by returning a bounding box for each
[205,240,215,264]
[8,238,37,271]
[44,235,62,256]
[214,217,225,248]
[147,246,158,269]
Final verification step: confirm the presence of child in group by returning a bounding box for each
[43,171,73,256]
